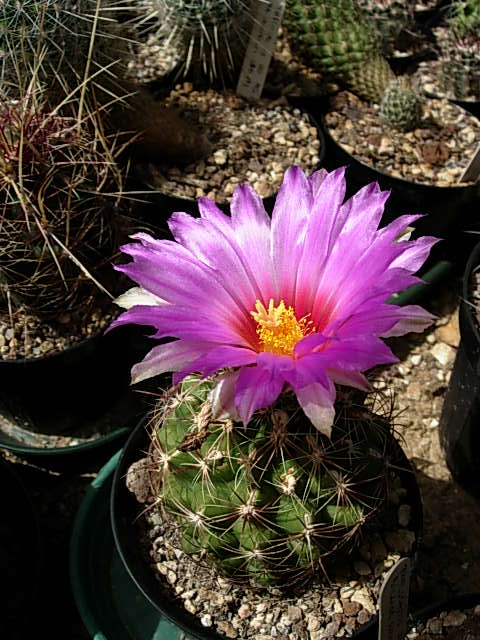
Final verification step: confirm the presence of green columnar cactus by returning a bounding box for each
[356,0,415,56]
[132,0,254,83]
[0,94,124,318]
[150,376,394,587]
[440,0,480,100]
[380,77,423,131]
[284,0,395,103]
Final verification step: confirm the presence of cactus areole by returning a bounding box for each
[111,166,435,586]
[111,165,436,438]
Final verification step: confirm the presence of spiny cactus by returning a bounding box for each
[380,77,423,131]
[439,0,480,100]
[0,0,132,108]
[148,375,395,587]
[0,93,125,319]
[284,0,395,103]
[131,0,255,84]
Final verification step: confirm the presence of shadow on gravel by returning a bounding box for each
[409,462,480,609]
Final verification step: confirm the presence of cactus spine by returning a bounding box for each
[148,376,395,587]
[0,0,132,108]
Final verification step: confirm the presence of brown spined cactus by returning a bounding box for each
[0,94,125,319]
[144,375,398,587]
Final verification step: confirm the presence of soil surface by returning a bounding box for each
[1,268,480,639]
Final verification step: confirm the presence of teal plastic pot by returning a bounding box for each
[0,324,156,471]
[70,450,189,639]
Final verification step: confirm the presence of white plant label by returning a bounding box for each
[236,0,285,101]
[378,557,411,640]
[459,142,480,183]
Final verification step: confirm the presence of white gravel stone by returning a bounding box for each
[431,343,454,366]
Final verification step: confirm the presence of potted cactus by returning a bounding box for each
[109,165,434,638]
[0,77,153,463]
[283,0,480,242]
[413,0,480,120]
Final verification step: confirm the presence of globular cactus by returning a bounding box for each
[131,0,255,84]
[284,0,395,103]
[0,93,125,319]
[439,0,480,100]
[148,376,395,587]
[380,77,423,131]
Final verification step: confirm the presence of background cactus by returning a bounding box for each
[148,376,396,587]
[0,0,132,110]
[130,0,255,85]
[356,0,415,56]
[0,91,127,319]
[439,0,480,100]
[380,77,423,131]
[284,0,395,103]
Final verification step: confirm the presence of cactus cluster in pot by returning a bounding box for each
[438,0,480,100]
[112,164,436,588]
[284,0,423,131]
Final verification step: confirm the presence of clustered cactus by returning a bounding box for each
[149,376,395,586]
[131,0,255,84]
[439,0,480,100]
[0,94,125,318]
[284,0,423,131]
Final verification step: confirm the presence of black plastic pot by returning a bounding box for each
[0,323,157,471]
[111,418,423,640]
[440,241,480,497]
[409,592,480,635]
[320,112,480,242]
[0,456,41,640]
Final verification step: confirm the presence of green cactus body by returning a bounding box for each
[151,376,395,587]
[133,0,254,84]
[284,0,395,103]
[380,77,423,131]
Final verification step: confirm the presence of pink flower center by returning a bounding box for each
[250,299,315,356]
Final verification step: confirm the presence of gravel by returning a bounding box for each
[406,604,480,638]
[138,86,322,204]
[324,91,480,186]
[0,305,115,360]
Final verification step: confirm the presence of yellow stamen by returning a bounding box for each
[250,299,315,356]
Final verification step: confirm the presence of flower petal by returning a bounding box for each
[234,365,285,425]
[209,370,241,421]
[131,340,208,384]
[295,380,336,438]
